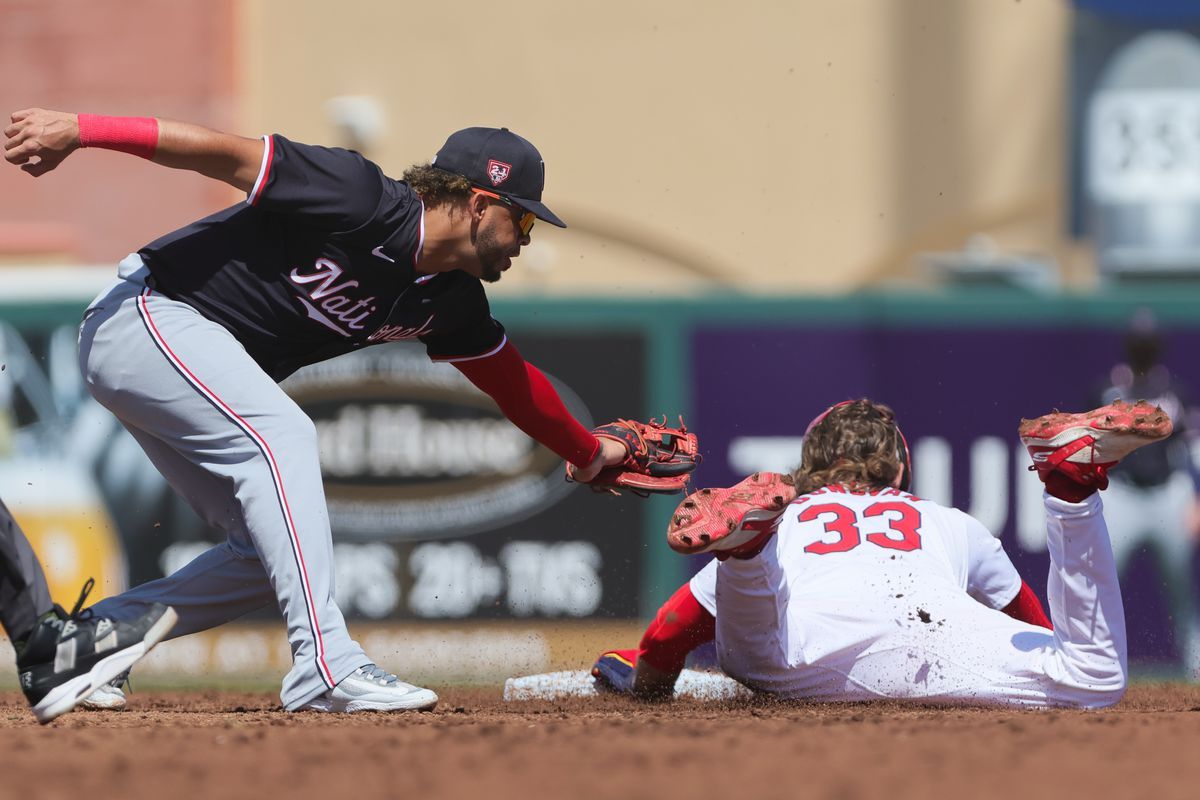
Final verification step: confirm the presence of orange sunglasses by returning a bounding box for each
[472,188,536,236]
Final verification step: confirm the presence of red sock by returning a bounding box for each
[1043,470,1098,503]
[1032,434,1111,503]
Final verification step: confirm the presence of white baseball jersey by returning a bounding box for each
[689,486,1040,702]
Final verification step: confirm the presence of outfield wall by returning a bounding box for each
[3,276,1200,678]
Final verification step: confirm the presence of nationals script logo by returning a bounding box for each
[487,159,511,186]
[289,258,377,337]
[289,259,437,342]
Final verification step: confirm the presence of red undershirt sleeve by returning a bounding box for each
[1001,580,1053,630]
[637,581,716,674]
[451,341,600,469]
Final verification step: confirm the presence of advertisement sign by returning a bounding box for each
[285,346,586,540]
[0,302,646,622]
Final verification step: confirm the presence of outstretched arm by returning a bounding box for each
[592,580,717,700]
[452,340,626,479]
[4,108,263,190]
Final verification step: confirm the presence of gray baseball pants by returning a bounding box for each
[78,259,367,709]
[0,497,54,644]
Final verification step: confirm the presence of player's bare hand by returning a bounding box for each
[569,437,628,484]
[4,108,80,176]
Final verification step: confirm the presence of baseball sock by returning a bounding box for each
[1042,471,1099,504]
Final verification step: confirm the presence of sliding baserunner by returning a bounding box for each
[595,399,1162,709]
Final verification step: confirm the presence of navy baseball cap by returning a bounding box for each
[432,127,567,228]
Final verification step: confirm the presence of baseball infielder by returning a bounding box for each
[3,108,633,713]
[594,399,1166,709]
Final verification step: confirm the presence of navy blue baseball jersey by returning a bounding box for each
[137,135,505,381]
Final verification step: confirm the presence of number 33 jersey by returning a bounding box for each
[689,486,1024,697]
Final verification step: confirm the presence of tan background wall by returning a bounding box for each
[0,0,1074,294]
[0,0,239,264]
[240,0,1073,295]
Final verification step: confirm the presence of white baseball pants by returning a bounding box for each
[713,493,1127,708]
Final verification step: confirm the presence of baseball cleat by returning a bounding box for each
[17,579,177,724]
[667,472,797,559]
[300,664,438,713]
[1019,400,1172,492]
[80,673,129,711]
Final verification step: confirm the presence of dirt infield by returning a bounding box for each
[4,685,1200,800]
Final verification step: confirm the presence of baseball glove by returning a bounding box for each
[572,416,701,496]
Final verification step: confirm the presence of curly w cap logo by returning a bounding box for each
[487,159,512,186]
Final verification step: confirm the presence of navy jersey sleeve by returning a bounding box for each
[419,281,508,362]
[246,135,386,233]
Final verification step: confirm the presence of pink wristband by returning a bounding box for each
[77,114,159,159]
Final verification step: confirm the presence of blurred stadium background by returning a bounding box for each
[4,0,1200,687]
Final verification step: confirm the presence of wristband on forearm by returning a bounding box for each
[77,114,159,159]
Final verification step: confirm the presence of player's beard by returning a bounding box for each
[474,225,510,283]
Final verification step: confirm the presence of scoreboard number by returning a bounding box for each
[1088,89,1200,204]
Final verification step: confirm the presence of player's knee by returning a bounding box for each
[1073,679,1125,709]
[270,407,319,451]
[1052,650,1126,708]
[295,414,319,448]
[1093,682,1126,708]
[1077,668,1127,709]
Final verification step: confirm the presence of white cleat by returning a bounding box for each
[79,678,127,710]
[300,664,438,713]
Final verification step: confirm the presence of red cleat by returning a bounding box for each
[666,472,798,560]
[1019,399,1172,500]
